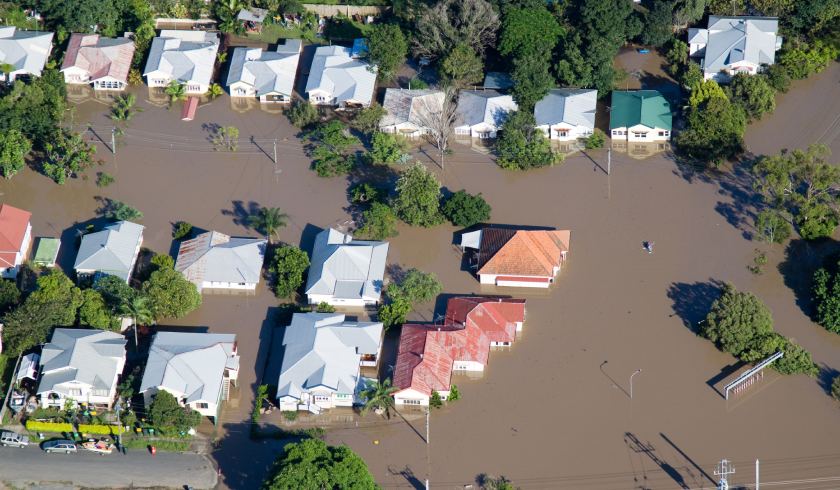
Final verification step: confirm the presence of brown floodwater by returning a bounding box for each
[1,65,839,490]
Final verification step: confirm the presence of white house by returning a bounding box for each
[143,30,219,94]
[534,88,597,141]
[305,228,388,307]
[0,204,32,279]
[304,45,376,108]
[74,221,144,283]
[688,16,782,82]
[37,329,127,409]
[379,88,445,138]
[609,90,672,142]
[276,313,383,412]
[139,331,239,420]
[0,26,53,82]
[175,231,266,292]
[454,90,518,139]
[60,33,135,91]
[226,39,301,103]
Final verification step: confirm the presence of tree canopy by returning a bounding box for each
[148,389,202,435]
[392,164,444,227]
[726,73,776,121]
[496,111,559,170]
[141,266,202,321]
[676,83,746,166]
[412,0,500,59]
[366,24,408,82]
[270,245,310,298]
[442,190,491,227]
[356,202,399,241]
[262,438,377,490]
[814,260,840,333]
[0,129,31,180]
[440,44,484,87]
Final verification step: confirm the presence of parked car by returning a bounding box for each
[42,439,77,454]
[0,431,30,448]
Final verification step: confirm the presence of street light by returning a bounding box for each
[630,369,642,399]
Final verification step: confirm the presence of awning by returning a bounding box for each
[181,96,199,121]
[460,230,482,250]
[16,353,40,382]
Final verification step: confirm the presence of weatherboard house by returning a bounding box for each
[143,30,219,94]
[175,231,267,292]
[609,90,672,142]
[0,204,32,279]
[0,26,53,82]
[392,297,526,406]
[139,331,239,420]
[226,39,301,103]
[534,88,597,141]
[460,227,571,288]
[60,33,135,91]
[36,328,127,409]
[276,313,384,413]
[688,16,782,82]
[74,220,144,283]
[454,90,518,139]
[305,228,388,307]
[305,45,376,108]
[379,88,445,139]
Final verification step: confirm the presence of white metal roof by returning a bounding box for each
[456,90,518,128]
[37,329,126,396]
[226,40,301,97]
[175,231,266,290]
[0,26,53,77]
[533,88,597,129]
[305,45,377,106]
[305,228,388,302]
[699,16,780,74]
[74,221,144,281]
[143,30,219,87]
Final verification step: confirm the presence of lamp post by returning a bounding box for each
[630,369,642,399]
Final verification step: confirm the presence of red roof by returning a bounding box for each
[477,229,570,277]
[0,204,31,268]
[62,34,135,83]
[444,297,526,344]
[393,297,526,396]
[181,96,199,121]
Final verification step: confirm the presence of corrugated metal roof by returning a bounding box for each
[456,90,518,128]
[609,90,672,130]
[175,231,266,290]
[0,26,53,77]
[143,30,219,87]
[74,221,144,282]
[0,204,30,268]
[380,88,445,128]
[702,16,779,75]
[534,88,597,129]
[304,45,377,106]
[305,228,388,302]
[37,329,126,396]
[61,33,135,84]
[226,41,300,97]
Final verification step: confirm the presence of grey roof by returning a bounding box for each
[456,90,518,128]
[74,221,144,281]
[483,72,513,90]
[140,331,238,405]
[534,88,597,128]
[699,16,779,74]
[226,40,301,97]
[305,228,388,302]
[277,313,383,401]
[175,231,266,290]
[143,30,219,87]
[237,7,268,23]
[0,26,53,76]
[305,45,377,106]
[687,28,708,44]
[37,329,126,396]
[380,88,445,128]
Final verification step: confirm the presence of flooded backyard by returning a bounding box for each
[1,64,839,489]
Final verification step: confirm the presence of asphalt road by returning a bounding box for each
[0,444,218,489]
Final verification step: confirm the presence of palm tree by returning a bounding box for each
[247,207,288,242]
[111,93,139,122]
[360,378,398,419]
[206,83,224,100]
[164,80,187,107]
[120,294,153,348]
[217,0,247,34]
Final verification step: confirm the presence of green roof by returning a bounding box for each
[33,237,60,266]
[609,90,672,130]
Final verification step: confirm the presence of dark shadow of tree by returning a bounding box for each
[818,363,839,397]
[778,238,840,319]
[666,280,727,333]
[221,200,261,229]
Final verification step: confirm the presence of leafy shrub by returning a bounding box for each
[172,221,193,239]
[377,297,411,329]
[78,424,122,435]
[100,199,143,221]
[96,172,115,187]
[356,202,399,241]
[442,190,491,227]
[286,99,319,128]
[814,262,840,333]
[270,245,310,298]
[429,390,443,409]
[315,302,336,313]
[25,420,74,433]
[448,385,460,402]
[779,41,839,79]
[763,64,790,93]
[583,129,606,149]
[312,147,355,177]
[367,132,408,165]
[832,375,840,401]
[754,210,792,244]
[350,182,382,204]
[282,410,298,421]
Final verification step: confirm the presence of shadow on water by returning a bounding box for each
[299,223,323,257]
[659,433,716,487]
[388,465,425,490]
[624,432,689,489]
[706,361,747,398]
[57,215,112,273]
[222,200,261,229]
[778,238,840,319]
[666,280,726,333]
[712,158,764,240]
[818,364,840,397]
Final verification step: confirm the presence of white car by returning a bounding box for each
[42,439,77,454]
[0,431,29,448]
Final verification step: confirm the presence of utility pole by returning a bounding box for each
[607,147,611,175]
[273,138,277,165]
[425,408,430,490]
[630,369,642,399]
[425,408,429,445]
[715,459,735,490]
[755,459,759,490]
[111,127,116,155]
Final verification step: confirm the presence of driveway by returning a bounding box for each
[0,445,218,489]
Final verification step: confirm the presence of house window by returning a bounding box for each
[235,88,247,95]
[455,128,470,135]
[632,131,647,139]
[238,282,246,286]
[91,389,109,397]
[196,402,209,409]
[402,399,421,405]
[69,388,82,397]
[336,393,350,399]
[314,395,331,402]
[612,130,625,136]
[556,130,569,138]
[658,130,670,137]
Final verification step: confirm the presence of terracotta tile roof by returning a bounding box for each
[0,204,30,268]
[445,297,526,344]
[62,33,135,83]
[477,229,570,277]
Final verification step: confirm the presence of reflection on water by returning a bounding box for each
[610,140,671,160]
[229,96,288,115]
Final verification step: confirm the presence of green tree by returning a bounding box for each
[95,275,138,311]
[215,0,247,34]
[366,24,408,82]
[392,164,444,227]
[110,93,139,122]
[641,0,675,47]
[211,126,239,152]
[148,389,202,434]
[0,129,31,179]
[448,384,460,401]
[0,70,67,148]
[480,475,516,490]
[356,202,399,241]
[754,209,792,244]
[350,183,382,204]
[42,129,96,184]
[676,94,745,166]
[78,289,120,330]
[142,267,202,320]
[312,147,355,177]
[510,55,555,111]
[584,129,606,149]
[774,338,818,376]
[726,73,776,121]
[688,80,728,109]
[119,293,154,334]
[286,99,320,128]
[172,221,193,240]
[29,269,83,325]
[262,438,377,490]
[367,132,408,165]
[150,253,175,271]
[388,268,442,304]
[779,41,840,79]
[496,111,559,170]
[813,262,840,333]
[664,38,688,78]
[763,65,791,93]
[832,375,840,401]
[248,207,289,242]
[206,83,224,99]
[270,245,310,298]
[439,44,484,87]
[377,297,412,329]
[352,105,387,135]
[701,284,774,358]
[360,378,398,418]
[100,199,144,221]
[442,190,491,227]
[429,390,443,408]
[315,302,336,313]
[0,279,20,312]
[789,0,840,38]
[164,80,187,106]
[499,7,562,58]
[412,0,500,58]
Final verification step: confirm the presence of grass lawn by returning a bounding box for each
[122,437,192,452]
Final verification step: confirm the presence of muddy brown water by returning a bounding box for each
[1,65,839,490]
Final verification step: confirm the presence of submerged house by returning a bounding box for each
[534,88,597,141]
[226,39,301,103]
[688,16,782,82]
[0,204,32,278]
[609,90,672,142]
[454,90,518,139]
[379,88,445,139]
[305,45,376,108]
[460,227,571,288]
[276,313,384,413]
[175,231,266,292]
[61,33,135,91]
[143,30,219,94]
[73,221,144,283]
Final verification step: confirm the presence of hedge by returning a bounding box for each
[25,420,73,433]
[78,424,122,435]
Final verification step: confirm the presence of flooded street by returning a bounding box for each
[1,64,839,490]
